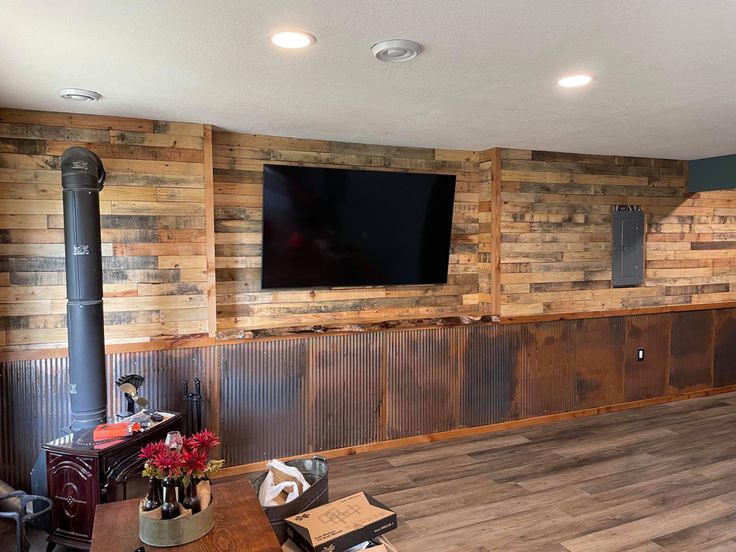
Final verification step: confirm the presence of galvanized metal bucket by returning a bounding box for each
[250,456,329,544]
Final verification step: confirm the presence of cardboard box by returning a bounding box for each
[285,492,397,552]
[282,541,388,552]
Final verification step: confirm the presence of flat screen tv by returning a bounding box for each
[261,164,456,289]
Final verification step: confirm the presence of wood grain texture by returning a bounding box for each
[477,149,495,313]
[498,149,736,317]
[90,479,280,552]
[322,390,736,551]
[217,383,736,481]
[0,108,209,350]
[212,130,481,335]
[203,125,217,337]
[4,111,736,351]
[490,147,503,315]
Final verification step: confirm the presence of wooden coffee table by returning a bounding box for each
[90,479,281,551]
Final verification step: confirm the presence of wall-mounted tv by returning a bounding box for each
[261,164,456,289]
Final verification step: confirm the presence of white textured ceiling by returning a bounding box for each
[2,0,736,159]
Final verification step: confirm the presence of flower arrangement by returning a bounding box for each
[139,429,224,484]
[139,429,225,518]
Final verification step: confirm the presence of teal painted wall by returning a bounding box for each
[688,154,736,192]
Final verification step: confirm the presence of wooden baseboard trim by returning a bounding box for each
[213,384,736,480]
[0,336,216,362]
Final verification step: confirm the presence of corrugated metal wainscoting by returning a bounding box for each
[2,308,735,489]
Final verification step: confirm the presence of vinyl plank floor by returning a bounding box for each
[326,392,736,551]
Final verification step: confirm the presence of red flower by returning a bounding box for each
[150,449,184,478]
[139,440,167,461]
[182,448,208,477]
[182,436,196,453]
[189,429,220,453]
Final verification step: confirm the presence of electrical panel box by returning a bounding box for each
[612,209,645,287]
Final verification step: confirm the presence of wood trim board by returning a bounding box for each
[3,300,736,362]
[203,124,217,337]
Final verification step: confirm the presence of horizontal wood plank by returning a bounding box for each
[0,108,209,349]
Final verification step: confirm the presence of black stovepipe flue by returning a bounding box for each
[61,147,108,431]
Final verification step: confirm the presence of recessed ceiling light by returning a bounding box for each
[556,75,593,88]
[269,31,316,49]
[372,39,422,62]
[59,88,101,101]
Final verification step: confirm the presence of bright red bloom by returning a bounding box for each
[138,440,167,461]
[150,449,184,478]
[182,448,208,477]
[182,436,196,453]
[189,429,220,452]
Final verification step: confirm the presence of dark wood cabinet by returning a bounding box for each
[44,412,181,551]
[47,453,98,543]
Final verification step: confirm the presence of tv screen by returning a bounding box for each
[261,164,456,289]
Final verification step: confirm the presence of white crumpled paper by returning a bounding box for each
[258,459,311,507]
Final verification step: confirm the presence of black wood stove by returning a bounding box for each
[34,148,184,550]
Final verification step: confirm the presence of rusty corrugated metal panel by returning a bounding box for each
[0,357,69,490]
[512,320,578,419]
[218,339,308,466]
[0,348,220,490]
[106,347,218,429]
[714,308,736,387]
[670,310,714,392]
[308,332,383,451]
[574,317,625,409]
[625,313,672,401]
[0,310,710,489]
[385,328,458,439]
[460,324,517,427]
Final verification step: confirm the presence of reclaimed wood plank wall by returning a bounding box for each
[0,109,210,349]
[498,148,736,316]
[212,131,481,337]
[3,107,736,351]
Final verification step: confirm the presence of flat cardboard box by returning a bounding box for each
[285,492,397,552]
[282,541,388,552]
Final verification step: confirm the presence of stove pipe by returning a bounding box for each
[61,147,107,431]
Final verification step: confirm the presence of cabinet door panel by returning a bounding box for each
[47,453,98,540]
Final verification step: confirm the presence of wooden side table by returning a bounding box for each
[90,479,281,552]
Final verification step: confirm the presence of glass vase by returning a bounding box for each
[181,478,201,514]
[141,476,162,512]
[160,476,179,520]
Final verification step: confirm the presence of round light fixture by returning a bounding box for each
[59,88,101,101]
[372,39,422,62]
[269,31,316,49]
[556,74,593,88]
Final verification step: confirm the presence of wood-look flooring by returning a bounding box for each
[327,392,736,551]
[7,392,736,551]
